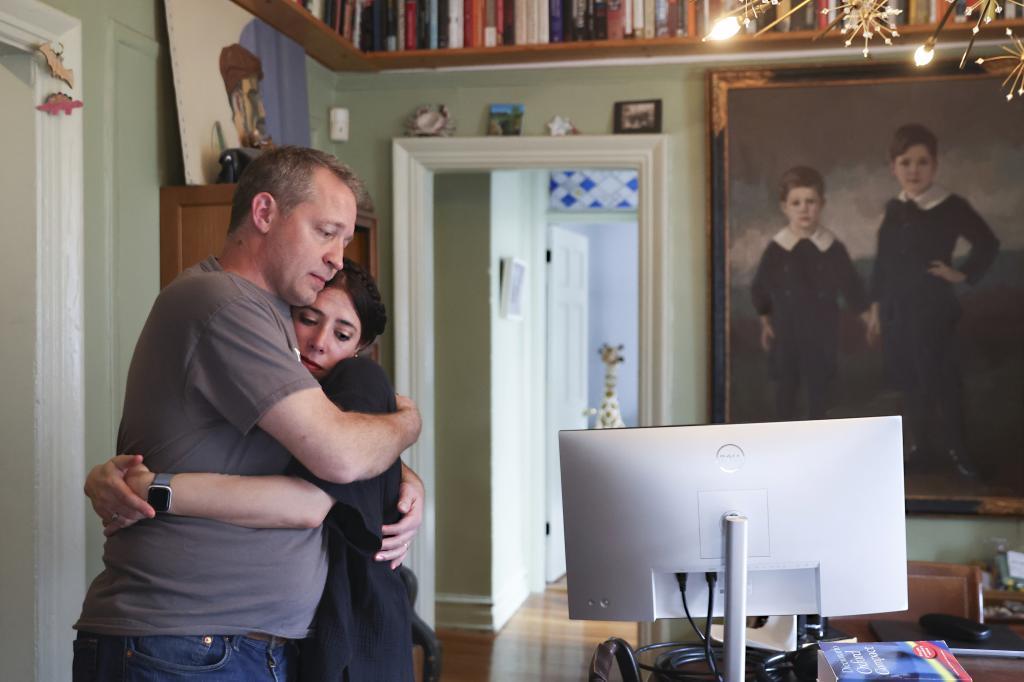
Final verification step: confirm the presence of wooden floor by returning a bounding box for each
[436,580,638,682]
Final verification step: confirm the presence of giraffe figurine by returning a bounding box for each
[595,344,626,429]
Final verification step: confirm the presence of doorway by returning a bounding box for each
[392,135,670,633]
[431,170,640,622]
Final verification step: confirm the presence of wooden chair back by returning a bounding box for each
[867,561,984,623]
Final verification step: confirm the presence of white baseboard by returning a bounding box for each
[436,592,495,631]
[437,572,530,633]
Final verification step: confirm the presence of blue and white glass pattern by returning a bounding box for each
[549,170,639,211]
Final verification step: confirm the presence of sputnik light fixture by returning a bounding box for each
[975,27,1024,99]
[704,0,904,56]
[701,0,1024,101]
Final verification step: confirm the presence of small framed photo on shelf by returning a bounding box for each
[499,257,528,320]
[488,103,525,136]
[614,99,662,134]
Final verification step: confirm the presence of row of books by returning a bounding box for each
[294,0,1024,51]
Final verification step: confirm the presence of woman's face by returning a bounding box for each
[292,287,362,380]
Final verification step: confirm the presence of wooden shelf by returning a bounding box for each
[230,0,375,71]
[985,588,1024,601]
[231,0,1024,72]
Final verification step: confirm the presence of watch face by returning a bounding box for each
[148,486,172,512]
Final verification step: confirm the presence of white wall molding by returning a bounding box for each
[393,135,670,631]
[0,2,84,680]
[436,573,530,633]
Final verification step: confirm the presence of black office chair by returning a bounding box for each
[589,637,642,682]
[397,566,442,682]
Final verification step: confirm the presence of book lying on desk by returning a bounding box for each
[818,640,971,681]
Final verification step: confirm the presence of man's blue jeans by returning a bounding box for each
[73,631,298,681]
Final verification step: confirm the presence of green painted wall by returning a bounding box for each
[0,48,39,682]
[320,60,1024,566]
[434,173,493,608]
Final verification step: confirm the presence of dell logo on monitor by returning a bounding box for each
[716,444,745,472]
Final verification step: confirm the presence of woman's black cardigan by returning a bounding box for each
[289,357,414,681]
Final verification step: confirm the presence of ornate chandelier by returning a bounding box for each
[703,0,1024,99]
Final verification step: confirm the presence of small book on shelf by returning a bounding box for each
[818,640,972,681]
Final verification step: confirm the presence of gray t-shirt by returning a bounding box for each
[76,257,325,638]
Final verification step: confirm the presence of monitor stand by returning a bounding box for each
[723,513,748,682]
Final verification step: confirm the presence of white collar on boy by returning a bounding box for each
[772,226,836,253]
[898,184,950,211]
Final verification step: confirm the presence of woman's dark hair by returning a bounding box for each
[889,124,938,161]
[778,166,825,202]
[324,258,386,349]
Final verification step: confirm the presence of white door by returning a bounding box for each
[545,226,589,583]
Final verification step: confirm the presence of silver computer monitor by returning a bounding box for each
[559,416,908,624]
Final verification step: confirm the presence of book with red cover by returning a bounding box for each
[817,0,829,28]
[607,0,626,39]
[344,0,356,39]
[495,0,504,43]
[464,0,474,44]
[473,0,485,44]
[666,0,679,36]
[685,0,696,37]
[404,0,417,48]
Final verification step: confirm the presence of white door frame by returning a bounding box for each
[392,135,671,627]
[0,2,85,678]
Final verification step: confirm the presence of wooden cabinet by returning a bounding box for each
[159,183,378,289]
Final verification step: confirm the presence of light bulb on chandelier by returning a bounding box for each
[705,16,742,42]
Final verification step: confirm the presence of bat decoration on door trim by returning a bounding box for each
[38,43,74,89]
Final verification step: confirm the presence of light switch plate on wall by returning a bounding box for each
[329,107,349,142]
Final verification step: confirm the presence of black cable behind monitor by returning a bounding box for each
[704,572,723,681]
[622,572,816,682]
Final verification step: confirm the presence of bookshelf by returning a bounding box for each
[232,0,1024,72]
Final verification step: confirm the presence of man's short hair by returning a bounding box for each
[778,166,825,202]
[888,123,938,161]
[228,146,368,235]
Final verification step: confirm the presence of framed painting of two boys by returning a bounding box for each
[708,63,1024,514]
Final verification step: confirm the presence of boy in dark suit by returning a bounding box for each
[752,166,869,420]
[866,124,1000,476]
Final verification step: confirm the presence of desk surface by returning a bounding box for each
[830,617,1024,682]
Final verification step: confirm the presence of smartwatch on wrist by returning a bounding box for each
[147,473,174,513]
